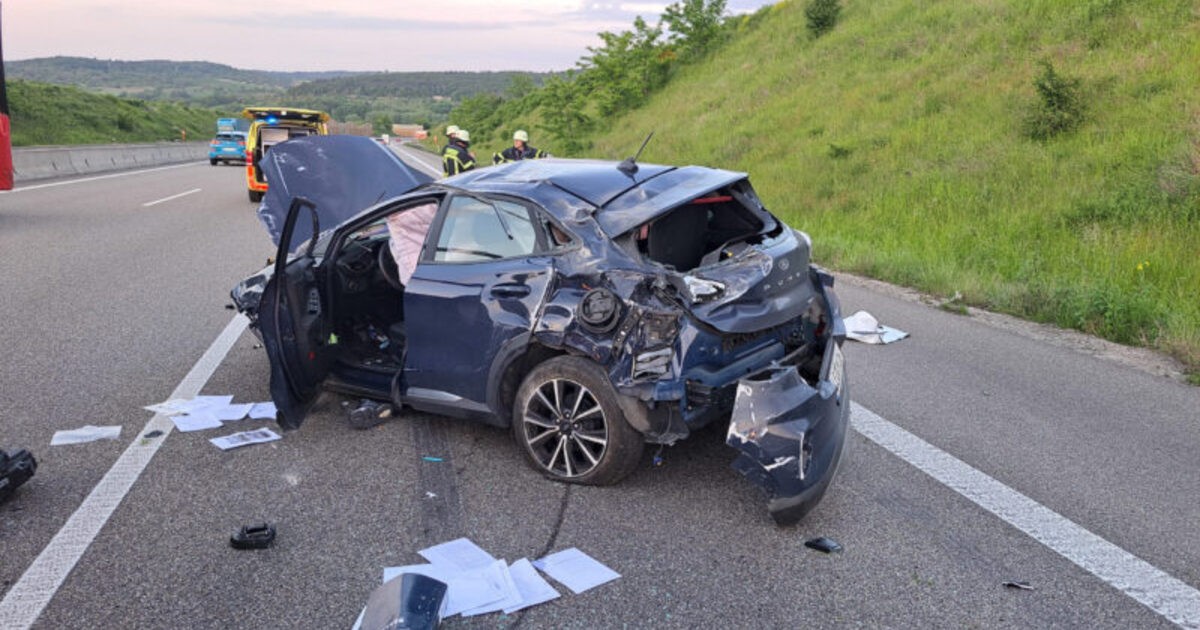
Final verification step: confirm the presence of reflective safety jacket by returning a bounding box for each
[442,140,476,176]
[492,145,549,165]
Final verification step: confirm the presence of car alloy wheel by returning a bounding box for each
[522,377,609,478]
[513,356,643,485]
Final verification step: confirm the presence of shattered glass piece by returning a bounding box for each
[803,537,843,554]
[360,572,447,630]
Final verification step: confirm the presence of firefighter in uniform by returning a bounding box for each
[492,130,549,165]
[442,129,476,177]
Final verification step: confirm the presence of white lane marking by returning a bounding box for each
[0,161,204,194]
[851,403,1200,629]
[0,315,249,630]
[394,145,443,177]
[142,188,202,207]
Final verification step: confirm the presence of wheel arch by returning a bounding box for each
[486,334,566,428]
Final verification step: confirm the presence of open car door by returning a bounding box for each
[258,197,333,430]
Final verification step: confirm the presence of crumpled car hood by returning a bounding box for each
[256,135,434,249]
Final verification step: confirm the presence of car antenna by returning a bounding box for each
[617,131,654,177]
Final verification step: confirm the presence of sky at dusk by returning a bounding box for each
[4,1,776,72]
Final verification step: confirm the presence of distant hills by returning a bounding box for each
[6,56,550,126]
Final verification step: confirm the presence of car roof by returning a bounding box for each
[445,158,747,236]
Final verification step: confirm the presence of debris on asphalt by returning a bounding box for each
[357,572,447,630]
[424,491,438,499]
[209,428,281,451]
[50,425,122,446]
[0,449,37,503]
[143,430,164,439]
[843,310,909,344]
[224,303,235,310]
[1003,581,1034,590]
[652,445,665,467]
[422,456,444,463]
[230,522,276,549]
[144,395,277,432]
[367,538,618,624]
[533,548,621,595]
[348,399,393,430]
[803,536,844,554]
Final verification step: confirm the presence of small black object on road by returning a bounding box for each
[803,536,843,554]
[1003,581,1034,590]
[0,449,37,503]
[230,523,276,549]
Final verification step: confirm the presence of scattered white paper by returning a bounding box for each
[248,401,278,420]
[844,310,909,344]
[143,398,191,415]
[50,425,122,446]
[211,403,254,421]
[533,548,620,594]
[460,560,523,617]
[209,428,281,450]
[418,537,497,571]
[502,558,560,614]
[170,413,223,432]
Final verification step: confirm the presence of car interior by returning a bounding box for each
[324,196,568,378]
[634,185,780,272]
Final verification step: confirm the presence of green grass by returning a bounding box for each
[8,80,227,146]
[540,0,1200,372]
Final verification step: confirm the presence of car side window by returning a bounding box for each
[434,196,539,262]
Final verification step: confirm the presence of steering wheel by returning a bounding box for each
[377,241,405,291]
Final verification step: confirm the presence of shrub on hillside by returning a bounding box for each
[1025,61,1086,140]
[805,0,842,38]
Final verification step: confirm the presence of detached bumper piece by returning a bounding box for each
[726,365,848,525]
[0,449,37,503]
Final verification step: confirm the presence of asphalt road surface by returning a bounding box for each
[1,151,1197,629]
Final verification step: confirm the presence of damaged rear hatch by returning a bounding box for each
[597,167,851,525]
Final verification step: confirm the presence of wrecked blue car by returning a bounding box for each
[232,135,849,524]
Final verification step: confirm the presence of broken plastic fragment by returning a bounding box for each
[230,522,276,549]
[422,456,444,463]
[359,572,447,630]
[0,449,37,503]
[349,399,393,430]
[1003,581,1034,590]
[803,536,843,553]
[143,430,164,439]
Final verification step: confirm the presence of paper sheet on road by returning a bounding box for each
[248,402,277,420]
[170,413,223,432]
[209,428,281,450]
[502,558,561,614]
[532,548,620,594]
[211,403,254,421]
[843,310,909,344]
[50,425,122,446]
[418,537,497,571]
[460,560,523,617]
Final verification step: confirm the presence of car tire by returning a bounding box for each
[210,158,218,166]
[248,190,264,203]
[513,356,644,486]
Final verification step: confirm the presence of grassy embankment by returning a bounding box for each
[7,80,226,146]
[556,0,1199,377]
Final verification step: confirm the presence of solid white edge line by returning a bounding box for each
[0,315,250,630]
[142,187,202,207]
[394,145,442,177]
[0,161,204,194]
[851,402,1200,629]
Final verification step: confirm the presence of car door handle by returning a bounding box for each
[490,284,531,298]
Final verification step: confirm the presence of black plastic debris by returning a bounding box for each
[804,536,843,554]
[349,399,393,430]
[230,523,276,549]
[360,573,447,630]
[224,303,235,310]
[1004,581,1034,591]
[143,430,164,439]
[0,449,37,503]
